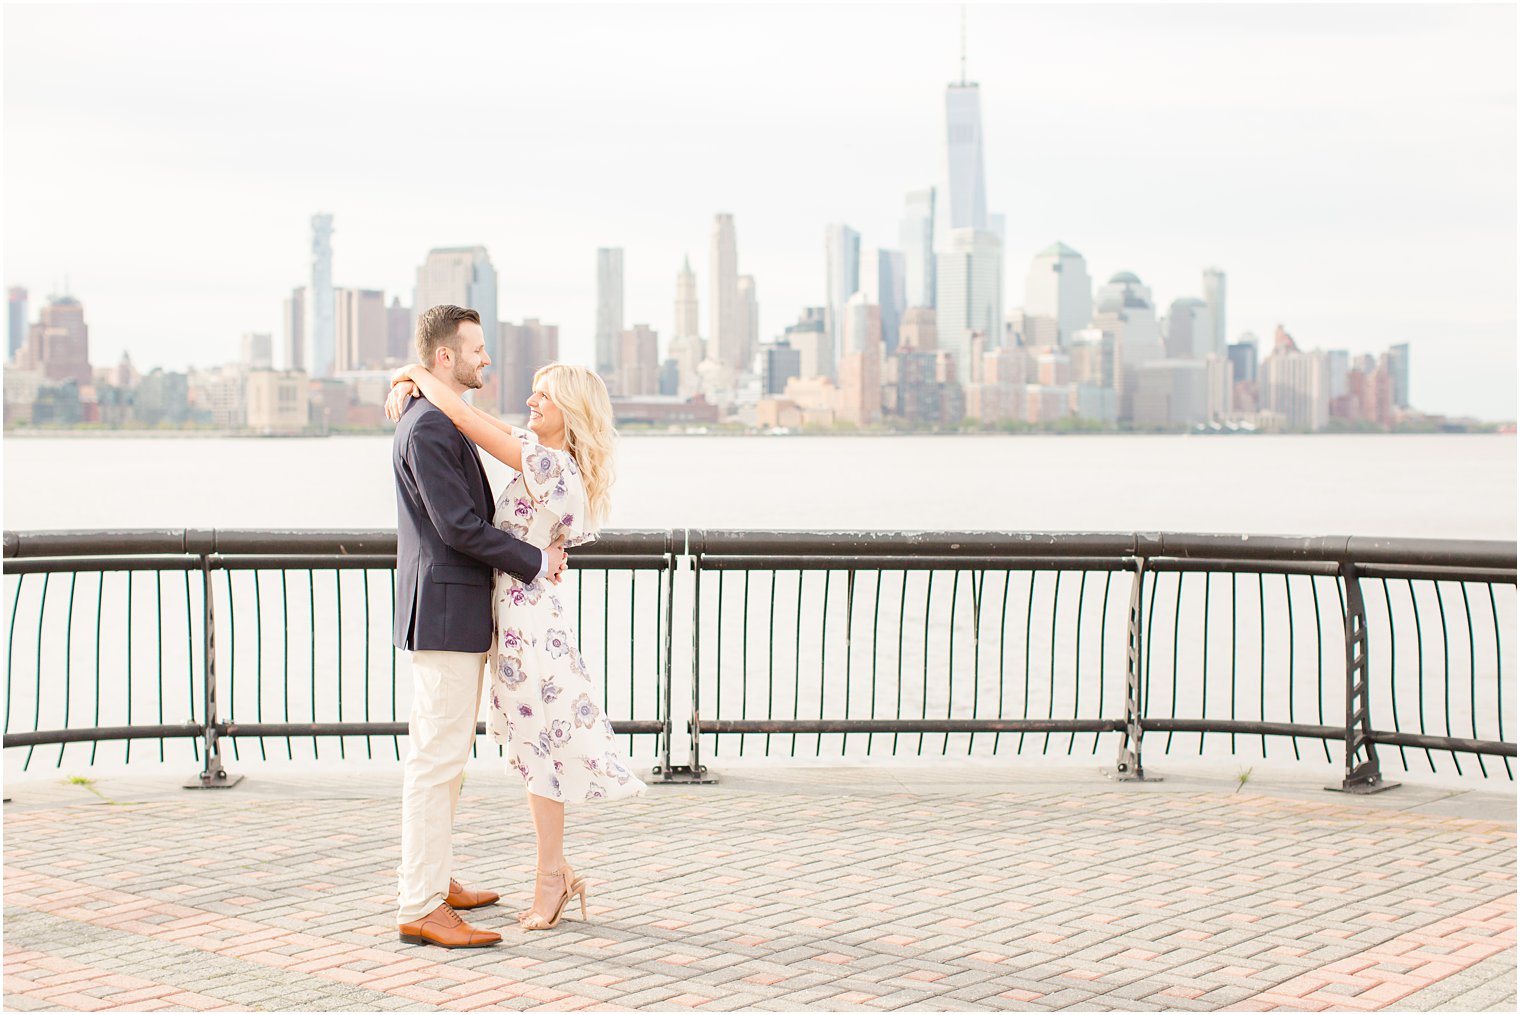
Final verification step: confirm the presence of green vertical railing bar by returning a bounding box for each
[1094,571,1112,756]
[1312,576,1331,763]
[5,574,24,762]
[945,569,959,756]
[969,570,984,757]
[843,569,855,757]
[224,570,238,762]
[919,571,933,756]
[818,570,831,758]
[1383,579,1406,769]
[26,573,50,770]
[1166,572,1181,754]
[125,572,133,763]
[90,573,103,766]
[1198,573,1211,756]
[1285,573,1300,762]
[1460,583,1485,777]
[1044,571,1061,755]
[1018,572,1034,752]
[61,572,77,768]
[868,571,882,756]
[1257,573,1267,757]
[335,570,346,760]
[1489,585,1511,779]
[1435,582,1460,775]
[363,570,373,761]
[254,572,267,761]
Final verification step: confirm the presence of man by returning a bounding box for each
[392,304,567,948]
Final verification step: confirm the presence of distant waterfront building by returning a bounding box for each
[8,287,26,362]
[334,288,387,373]
[282,287,306,373]
[1205,354,1234,422]
[245,370,310,434]
[945,81,988,231]
[616,324,660,397]
[1259,325,1329,431]
[241,332,273,370]
[935,228,1003,386]
[497,319,560,419]
[414,245,498,365]
[784,307,829,380]
[762,339,802,396]
[134,369,191,426]
[838,293,882,427]
[1325,349,1351,402]
[1202,268,1227,353]
[1165,297,1216,360]
[1227,335,1259,385]
[188,365,247,428]
[899,306,938,351]
[823,223,860,377]
[1133,360,1209,428]
[386,297,410,363]
[900,188,937,309]
[737,275,759,369]
[25,295,91,385]
[1024,242,1093,348]
[1092,271,1164,421]
[673,255,700,342]
[307,213,335,378]
[595,247,624,377]
[1069,327,1117,390]
[859,247,906,355]
[1387,342,1410,408]
[708,214,743,370]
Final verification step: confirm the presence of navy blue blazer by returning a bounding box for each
[392,396,541,652]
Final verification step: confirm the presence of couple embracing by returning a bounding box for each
[388,304,645,948]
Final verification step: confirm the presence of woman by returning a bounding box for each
[386,362,647,931]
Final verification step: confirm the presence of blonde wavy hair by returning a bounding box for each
[533,363,616,531]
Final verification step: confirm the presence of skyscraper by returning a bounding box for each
[945,83,988,231]
[859,247,906,355]
[29,295,91,384]
[307,213,335,378]
[1387,342,1410,408]
[1165,297,1217,360]
[387,297,411,363]
[8,287,26,362]
[498,319,560,416]
[1023,242,1093,347]
[673,256,699,341]
[413,246,498,365]
[617,324,660,397]
[282,287,306,373]
[1202,268,1227,353]
[839,292,882,426]
[334,288,387,372]
[935,228,1002,386]
[241,332,273,370]
[1260,325,1330,431]
[823,223,860,377]
[708,214,742,369]
[595,248,624,377]
[900,189,936,309]
[737,275,759,369]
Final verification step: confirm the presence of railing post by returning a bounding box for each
[1113,557,1159,781]
[185,553,241,789]
[1329,562,1396,794]
[652,528,714,783]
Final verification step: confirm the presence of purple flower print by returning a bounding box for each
[549,720,573,746]
[517,703,534,718]
[572,693,599,729]
[551,477,567,501]
[501,628,522,650]
[553,759,565,773]
[513,496,533,519]
[545,629,570,659]
[604,752,631,784]
[540,678,561,704]
[587,782,606,800]
[528,451,556,484]
[507,585,527,607]
[582,757,600,772]
[498,657,526,689]
[530,731,552,757]
[561,513,575,529]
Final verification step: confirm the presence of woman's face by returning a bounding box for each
[527,384,566,447]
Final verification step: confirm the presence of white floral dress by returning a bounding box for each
[486,427,646,803]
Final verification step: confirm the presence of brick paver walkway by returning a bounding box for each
[3,761,1514,1011]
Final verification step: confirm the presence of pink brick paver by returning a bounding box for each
[2,765,1514,1011]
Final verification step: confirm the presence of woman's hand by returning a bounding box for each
[385,380,419,422]
[390,363,420,388]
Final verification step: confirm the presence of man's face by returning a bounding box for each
[444,321,489,390]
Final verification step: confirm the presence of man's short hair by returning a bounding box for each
[415,305,481,364]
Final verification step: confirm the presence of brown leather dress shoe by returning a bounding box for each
[446,878,501,911]
[397,902,502,948]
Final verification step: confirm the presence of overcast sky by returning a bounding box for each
[4,3,1515,419]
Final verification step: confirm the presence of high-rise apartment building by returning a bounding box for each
[414,245,498,366]
[823,223,859,377]
[935,228,1003,386]
[708,214,742,370]
[595,247,624,377]
[945,83,988,231]
[1260,325,1329,431]
[1092,271,1164,421]
[899,306,938,351]
[1024,243,1093,347]
[1227,335,1259,386]
[1165,297,1216,360]
[334,288,387,372]
[8,287,26,362]
[615,325,660,397]
[859,248,906,355]
[838,293,882,427]
[1202,268,1227,353]
[785,308,829,380]
[282,287,306,373]
[900,189,936,309]
[762,340,802,396]
[307,213,335,378]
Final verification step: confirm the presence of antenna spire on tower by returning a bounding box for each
[959,4,967,84]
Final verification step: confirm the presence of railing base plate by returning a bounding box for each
[650,764,718,785]
[184,771,244,790]
[1325,779,1400,795]
[1103,767,1163,783]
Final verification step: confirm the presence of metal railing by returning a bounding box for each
[4,528,1515,790]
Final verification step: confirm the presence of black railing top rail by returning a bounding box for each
[3,528,678,560]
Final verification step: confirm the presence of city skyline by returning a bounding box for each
[4,4,1514,419]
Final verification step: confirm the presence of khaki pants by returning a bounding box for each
[396,649,486,924]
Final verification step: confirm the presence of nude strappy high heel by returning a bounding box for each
[519,865,588,930]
